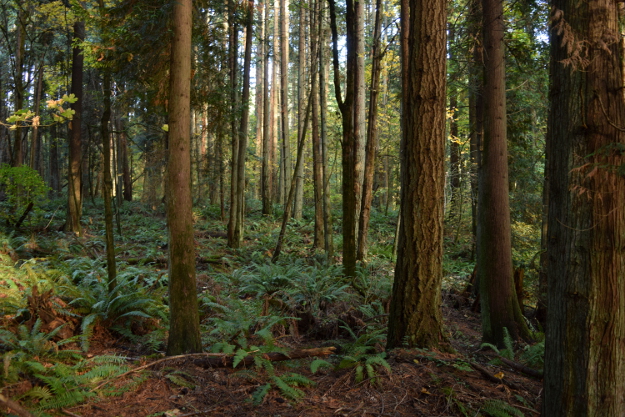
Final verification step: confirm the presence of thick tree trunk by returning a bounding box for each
[67,21,85,235]
[166,0,202,355]
[386,0,447,350]
[543,1,625,415]
[477,0,531,345]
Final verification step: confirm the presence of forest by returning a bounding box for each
[0,0,623,415]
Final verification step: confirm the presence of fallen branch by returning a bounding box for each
[499,357,543,379]
[93,352,225,391]
[0,392,35,417]
[193,347,336,368]
[94,348,335,391]
[470,362,523,391]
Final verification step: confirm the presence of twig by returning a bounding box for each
[60,408,83,417]
[92,352,225,391]
[0,393,35,417]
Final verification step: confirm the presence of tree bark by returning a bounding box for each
[166,0,202,355]
[311,0,324,250]
[227,3,241,248]
[67,21,85,235]
[356,0,383,262]
[543,1,625,415]
[477,0,531,346]
[261,0,273,216]
[386,0,447,350]
[279,0,292,207]
[101,71,117,293]
[293,0,307,219]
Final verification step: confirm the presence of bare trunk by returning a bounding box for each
[387,0,447,350]
[166,0,202,355]
[67,21,85,235]
[357,0,383,262]
[478,0,531,345]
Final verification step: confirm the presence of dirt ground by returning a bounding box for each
[67,301,542,417]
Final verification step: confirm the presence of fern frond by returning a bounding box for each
[271,375,305,400]
[310,359,333,374]
[251,383,271,405]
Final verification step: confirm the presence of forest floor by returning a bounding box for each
[0,200,543,417]
[70,302,543,417]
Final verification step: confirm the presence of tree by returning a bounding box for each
[166,0,202,355]
[356,0,383,261]
[543,1,625,414]
[67,20,85,235]
[476,0,531,346]
[386,0,447,349]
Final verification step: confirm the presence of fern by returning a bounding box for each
[310,359,332,374]
[251,383,272,405]
[270,375,306,400]
[482,399,525,417]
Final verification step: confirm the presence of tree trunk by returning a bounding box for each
[12,8,25,167]
[30,62,44,175]
[311,0,324,250]
[477,0,531,345]
[261,0,273,216]
[279,0,292,207]
[468,0,483,259]
[543,1,625,414]
[319,11,334,258]
[386,0,447,350]
[233,0,255,247]
[328,0,357,276]
[166,0,202,355]
[293,0,307,219]
[101,71,117,292]
[227,3,241,248]
[447,26,461,230]
[356,0,383,262]
[67,21,85,235]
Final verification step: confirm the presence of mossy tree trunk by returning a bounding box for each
[386,0,447,349]
[543,0,625,414]
[166,0,202,355]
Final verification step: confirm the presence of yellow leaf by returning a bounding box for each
[494,372,504,380]
[421,387,431,395]
[162,124,169,132]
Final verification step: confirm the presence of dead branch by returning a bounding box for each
[470,362,523,391]
[499,357,543,379]
[193,347,336,368]
[0,392,36,417]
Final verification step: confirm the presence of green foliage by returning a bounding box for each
[519,339,545,370]
[62,272,166,351]
[0,164,50,227]
[482,399,525,417]
[481,328,515,361]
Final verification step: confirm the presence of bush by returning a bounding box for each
[0,164,50,227]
